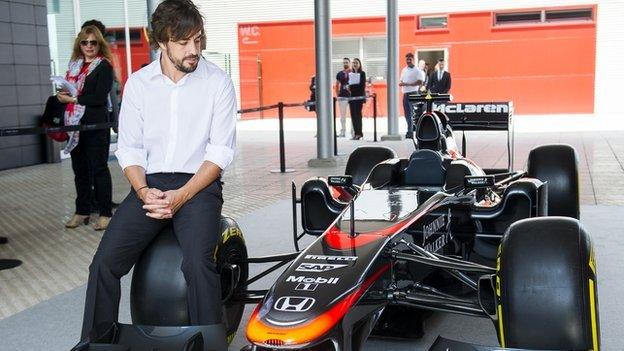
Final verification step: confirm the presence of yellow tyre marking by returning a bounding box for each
[589,246,596,274]
[496,244,505,347]
[497,303,505,348]
[589,278,599,351]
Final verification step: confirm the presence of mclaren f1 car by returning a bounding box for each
[75,94,600,351]
[239,93,600,351]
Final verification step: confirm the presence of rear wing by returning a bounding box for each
[408,93,515,172]
[433,101,513,131]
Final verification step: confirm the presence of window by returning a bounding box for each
[331,37,387,82]
[50,0,60,14]
[495,11,542,25]
[545,9,593,22]
[419,16,448,29]
[495,8,593,26]
[362,37,386,81]
[109,29,142,43]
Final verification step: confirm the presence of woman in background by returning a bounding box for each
[348,58,366,140]
[57,25,114,230]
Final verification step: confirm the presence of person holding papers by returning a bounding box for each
[399,52,424,139]
[348,58,366,140]
[56,25,114,231]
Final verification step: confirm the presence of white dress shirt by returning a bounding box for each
[115,55,237,174]
[400,66,425,94]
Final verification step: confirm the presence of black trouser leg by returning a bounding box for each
[84,131,112,217]
[81,181,168,339]
[349,100,363,136]
[71,140,92,216]
[173,180,224,324]
[403,93,414,134]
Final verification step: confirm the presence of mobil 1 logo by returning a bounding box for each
[286,275,340,292]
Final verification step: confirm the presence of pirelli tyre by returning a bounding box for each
[527,144,580,219]
[216,216,249,345]
[130,216,248,346]
[495,217,600,350]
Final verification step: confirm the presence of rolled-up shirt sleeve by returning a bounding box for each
[114,77,147,171]
[204,76,237,170]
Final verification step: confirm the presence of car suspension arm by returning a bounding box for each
[392,251,495,274]
[392,291,488,318]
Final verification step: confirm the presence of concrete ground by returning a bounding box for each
[0,115,623,350]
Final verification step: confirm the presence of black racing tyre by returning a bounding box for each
[130,216,248,346]
[527,144,579,219]
[496,217,599,350]
[345,146,396,186]
[216,217,249,344]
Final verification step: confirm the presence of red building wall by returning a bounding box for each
[238,6,596,118]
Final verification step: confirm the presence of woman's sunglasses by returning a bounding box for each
[80,40,98,47]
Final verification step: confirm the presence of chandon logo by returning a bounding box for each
[274,296,315,312]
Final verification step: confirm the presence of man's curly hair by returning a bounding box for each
[149,0,206,50]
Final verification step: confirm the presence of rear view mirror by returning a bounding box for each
[328,175,353,187]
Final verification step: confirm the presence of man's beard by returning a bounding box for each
[167,50,199,73]
[343,65,349,69]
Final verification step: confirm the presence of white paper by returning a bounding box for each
[50,75,78,97]
[348,72,361,85]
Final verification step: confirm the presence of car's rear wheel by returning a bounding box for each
[496,217,599,350]
[527,144,580,219]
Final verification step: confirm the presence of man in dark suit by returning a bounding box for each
[428,58,451,94]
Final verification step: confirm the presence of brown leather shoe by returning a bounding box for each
[65,214,90,228]
[93,216,111,231]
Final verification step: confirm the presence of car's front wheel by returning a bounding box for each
[495,216,600,350]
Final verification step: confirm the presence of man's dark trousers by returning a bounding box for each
[403,92,416,135]
[81,173,223,339]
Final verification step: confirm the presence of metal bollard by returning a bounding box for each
[270,102,295,173]
[333,97,338,156]
[373,94,378,142]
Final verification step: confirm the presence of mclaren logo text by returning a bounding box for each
[434,103,509,114]
[296,263,347,272]
[274,296,315,312]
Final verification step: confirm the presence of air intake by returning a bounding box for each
[264,338,285,347]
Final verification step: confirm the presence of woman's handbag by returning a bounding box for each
[41,95,69,142]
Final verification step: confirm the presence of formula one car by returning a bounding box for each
[239,93,600,351]
[76,94,599,351]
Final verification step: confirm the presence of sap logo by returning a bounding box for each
[274,296,315,312]
[286,276,340,285]
[296,263,347,272]
[304,255,357,262]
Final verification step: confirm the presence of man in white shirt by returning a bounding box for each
[80,0,236,340]
[399,53,425,138]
